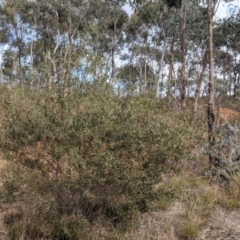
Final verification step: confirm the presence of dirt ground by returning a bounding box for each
[125,202,240,240]
[197,208,240,240]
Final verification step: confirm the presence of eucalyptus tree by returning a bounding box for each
[0,1,32,84]
[0,5,12,82]
[119,14,141,93]
[128,3,158,93]
[207,0,217,165]
[186,6,208,120]
[214,13,240,97]
[116,62,156,95]
[205,0,239,166]
[101,7,128,85]
[1,0,118,92]
[127,0,181,96]
[128,0,190,106]
[1,0,69,87]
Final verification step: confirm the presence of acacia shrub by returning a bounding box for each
[0,88,192,238]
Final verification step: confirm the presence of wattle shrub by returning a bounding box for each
[0,87,192,238]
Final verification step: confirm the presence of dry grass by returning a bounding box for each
[124,202,183,240]
[122,174,240,240]
[123,147,240,240]
[197,208,240,240]
[123,170,222,240]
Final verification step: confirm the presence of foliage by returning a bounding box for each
[1,0,239,97]
[0,87,193,238]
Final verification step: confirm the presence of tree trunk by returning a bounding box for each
[156,13,167,98]
[207,0,216,166]
[192,48,208,120]
[110,21,117,86]
[144,37,147,90]
[168,38,174,99]
[0,64,4,84]
[63,16,74,97]
[180,0,187,113]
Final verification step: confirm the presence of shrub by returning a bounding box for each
[0,87,192,238]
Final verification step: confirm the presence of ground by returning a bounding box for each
[125,202,240,240]
[198,209,240,240]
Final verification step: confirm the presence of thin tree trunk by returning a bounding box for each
[0,66,3,84]
[110,22,117,85]
[233,55,238,97]
[173,65,177,99]
[129,43,135,93]
[63,15,74,97]
[18,46,23,83]
[180,0,187,113]
[192,48,208,120]
[207,0,216,166]
[156,13,167,98]
[139,62,143,92]
[144,38,147,90]
[229,72,232,95]
[111,46,115,84]
[46,50,52,91]
[168,38,174,99]
[222,65,227,95]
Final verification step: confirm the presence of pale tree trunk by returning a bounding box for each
[156,13,167,98]
[138,62,143,93]
[172,64,177,99]
[110,21,117,86]
[222,64,228,95]
[129,46,135,93]
[44,12,52,90]
[144,37,147,90]
[192,47,208,120]
[63,15,74,97]
[29,16,37,83]
[207,0,216,166]
[229,72,233,95]
[110,36,116,88]
[111,44,115,84]
[0,46,4,83]
[233,55,239,97]
[180,0,187,113]
[48,12,60,90]
[0,66,3,84]
[167,38,175,100]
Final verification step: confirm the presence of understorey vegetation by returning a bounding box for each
[0,87,240,239]
[0,86,195,239]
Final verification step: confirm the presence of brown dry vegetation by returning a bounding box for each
[195,104,240,124]
[0,88,240,239]
[217,107,240,125]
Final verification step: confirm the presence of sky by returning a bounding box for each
[217,1,240,18]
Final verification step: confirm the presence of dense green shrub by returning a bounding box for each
[0,87,193,238]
